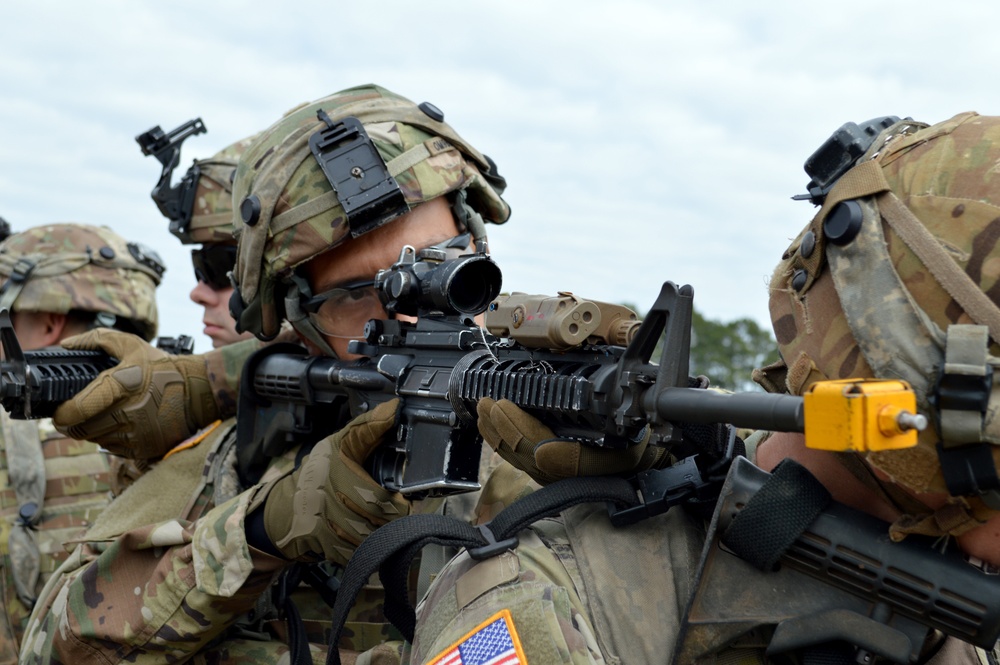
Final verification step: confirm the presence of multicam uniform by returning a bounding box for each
[19,338,305,665]
[21,85,515,664]
[409,483,990,664]
[0,223,161,664]
[20,338,506,665]
[18,140,357,663]
[407,113,1000,665]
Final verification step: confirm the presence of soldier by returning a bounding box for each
[399,113,1000,664]
[106,131,269,493]
[0,223,162,664]
[173,136,257,349]
[20,84,512,664]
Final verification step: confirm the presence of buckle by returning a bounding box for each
[8,258,36,285]
[931,363,1000,503]
[608,456,706,527]
[308,112,408,238]
[468,523,518,561]
[933,368,992,414]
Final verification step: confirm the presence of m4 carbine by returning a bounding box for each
[0,312,193,419]
[0,246,917,505]
[0,310,117,419]
[231,243,918,501]
[676,456,1000,663]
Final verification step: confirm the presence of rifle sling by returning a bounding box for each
[324,476,639,665]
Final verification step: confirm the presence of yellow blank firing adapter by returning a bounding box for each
[804,379,927,451]
[484,293,640,349]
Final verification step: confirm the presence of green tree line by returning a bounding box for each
[688,309,777,392]
[628,304,778,393]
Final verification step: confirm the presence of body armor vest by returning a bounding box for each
[0,411,110,663]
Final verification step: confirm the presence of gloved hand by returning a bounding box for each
[52,330,220,459]
[477,397,668,485]
[258,399,411,564]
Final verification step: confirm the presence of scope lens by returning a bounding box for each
[444,257,503,314]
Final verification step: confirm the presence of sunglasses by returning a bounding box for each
[191,244,237,290]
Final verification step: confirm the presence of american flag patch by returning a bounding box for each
[428,609,528,665]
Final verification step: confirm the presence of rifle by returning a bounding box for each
[0,245,919,504]
[675,456,1000,663]
[0,314,193,419]
[0,310,116,419]
[231,242,920,501]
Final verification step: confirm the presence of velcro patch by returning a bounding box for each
[429,609,528,665]
[426,137,455,156]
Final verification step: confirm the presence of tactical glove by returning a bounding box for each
[257,399,411,564]
[477,397,667,486]
[52,330,221,459]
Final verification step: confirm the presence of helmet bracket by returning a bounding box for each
[135,118,208,242]
[309,112,408,239]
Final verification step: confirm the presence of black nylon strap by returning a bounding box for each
[721,459,832,571]
[284,597,313,665]
[325,476,639,665]
[277,565,314,665]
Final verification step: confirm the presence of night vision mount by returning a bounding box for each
[136,118,207,242]
[793,116,901,206]
[309,110,409,239]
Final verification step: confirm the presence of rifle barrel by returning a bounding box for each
[647,387,804,432]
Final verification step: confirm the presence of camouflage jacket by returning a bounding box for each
[411,496,991,665]
[18,419,301,664]
[0,413,111,665]
[408,442,994,665]
[16,411,502,665]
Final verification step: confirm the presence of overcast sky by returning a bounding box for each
[3,1,1000,352]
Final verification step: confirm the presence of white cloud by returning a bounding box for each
[2,0,999,355]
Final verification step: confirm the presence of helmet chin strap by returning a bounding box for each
[449,188,488,245]
[283,277,338,357]
[0,257,36,312]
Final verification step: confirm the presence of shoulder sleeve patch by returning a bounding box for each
[428,608,528,665]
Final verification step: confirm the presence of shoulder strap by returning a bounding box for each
[323,476,639,665]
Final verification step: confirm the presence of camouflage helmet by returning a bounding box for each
[761,112,1000,537]
[0,223,163,341]
[181,134,257,246]
[230,83,510,341]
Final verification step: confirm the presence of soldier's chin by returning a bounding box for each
[204,324,232,349]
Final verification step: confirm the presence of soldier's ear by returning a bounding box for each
[43,312,71,346]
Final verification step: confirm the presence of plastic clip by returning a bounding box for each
[468,523,518,561]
